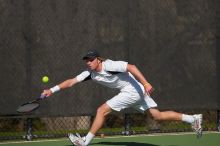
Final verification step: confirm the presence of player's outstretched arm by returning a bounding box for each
[58,77,79,89]
[42,77,79,97]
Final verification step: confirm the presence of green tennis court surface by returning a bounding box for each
[0,132,219,146]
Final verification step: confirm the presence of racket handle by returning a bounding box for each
[39,94,46,99]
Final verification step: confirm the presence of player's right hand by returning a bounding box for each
[41,89,52,98]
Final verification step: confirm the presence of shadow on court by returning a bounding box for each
[65,142,159,146]
[90,142,160,146]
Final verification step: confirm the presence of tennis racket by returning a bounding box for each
[17,94,45,113]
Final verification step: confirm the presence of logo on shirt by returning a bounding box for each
[94,76,103,81]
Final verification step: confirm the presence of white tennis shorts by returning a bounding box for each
[106,90,157,113]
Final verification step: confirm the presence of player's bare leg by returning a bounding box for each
[148,108,202,138]
[68,103,112,146]
[148,108,182,121]
[90,103,112,134]
[84,103,112,145]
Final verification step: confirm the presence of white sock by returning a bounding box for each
[182,114,195,124]
[84,132,95,145]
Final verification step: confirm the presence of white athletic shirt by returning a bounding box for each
[76,59,145,94]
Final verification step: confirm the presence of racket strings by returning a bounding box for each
[17,103,39,113]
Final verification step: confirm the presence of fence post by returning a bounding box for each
[122,113,131,135]
[26,118,33,141]
[217,110,220,131]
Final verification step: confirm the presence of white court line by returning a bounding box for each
[0,131,219,145]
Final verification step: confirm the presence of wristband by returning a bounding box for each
[50,85,60,93]
[143,83,150,87]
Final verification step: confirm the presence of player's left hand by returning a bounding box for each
[144,83,154,95]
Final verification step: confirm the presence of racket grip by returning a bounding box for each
[39,94,46,99]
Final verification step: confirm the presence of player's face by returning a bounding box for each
[85,58,100,70]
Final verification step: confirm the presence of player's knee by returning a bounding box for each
[96,103,112,118]
[96,106,107,117]
[96,107,103,115]
[150,110,162,121]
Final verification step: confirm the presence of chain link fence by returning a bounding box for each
[0,0,219,141]
[0,110,218,141]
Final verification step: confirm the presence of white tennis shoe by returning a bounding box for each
[68,133,86,146]
[192,114,203,138]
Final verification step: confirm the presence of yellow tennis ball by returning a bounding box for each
[42,76,49,83]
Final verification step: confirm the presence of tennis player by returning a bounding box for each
[42,50,203,146]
